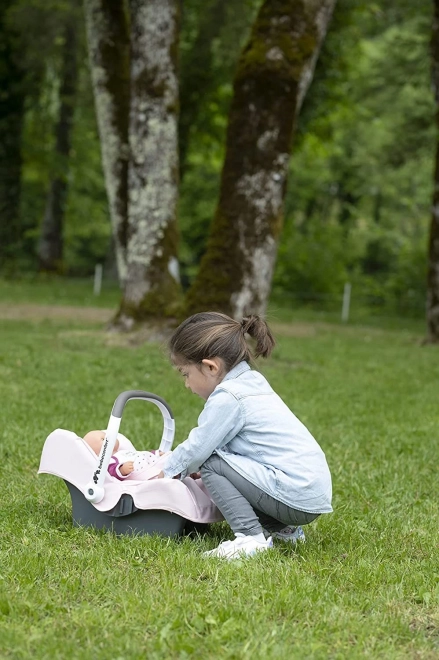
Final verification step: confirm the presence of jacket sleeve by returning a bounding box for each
[162,388,244,479]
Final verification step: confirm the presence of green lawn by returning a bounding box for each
[0,287,438,658]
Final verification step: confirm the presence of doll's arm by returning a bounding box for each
[108,457,131,480]
[119,461,134,476]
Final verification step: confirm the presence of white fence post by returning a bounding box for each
[93,264,103,296]
[341,282,351,322]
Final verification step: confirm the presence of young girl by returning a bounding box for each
[158,312,333,559]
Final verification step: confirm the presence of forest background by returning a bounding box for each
[0,0,434,322]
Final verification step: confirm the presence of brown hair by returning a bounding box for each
[169,312,275,371]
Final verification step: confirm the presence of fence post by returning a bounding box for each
[93,264,103,296]
[341,282,351,322]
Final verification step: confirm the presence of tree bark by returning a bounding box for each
[185,0,336,319]
[84,0,130,286]
[427,0,439,343]
[0,1,26,268]
[38,18,78,273]
[116,0,181,327]
[85,0,181,326]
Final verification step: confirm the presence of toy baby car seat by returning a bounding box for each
[38,391,222,536]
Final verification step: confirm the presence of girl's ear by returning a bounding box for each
[201,357,222,374]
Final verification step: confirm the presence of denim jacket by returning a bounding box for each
[162,361,332,514]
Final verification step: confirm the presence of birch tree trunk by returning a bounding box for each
[185,0,336,319]
[38,18,78,273]
[85,0,181,326]
[427,0,439,343]
[116,0,181,327]
[84,0,130,286]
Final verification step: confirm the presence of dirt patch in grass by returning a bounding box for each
[0,302,113,323]
[4,302,410,345]
[0,303,177,346]
[1,304,320,340]
[270,321,318,337]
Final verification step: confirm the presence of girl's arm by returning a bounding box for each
[161,388,244,479]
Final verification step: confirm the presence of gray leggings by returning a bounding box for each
[200,454,319,536]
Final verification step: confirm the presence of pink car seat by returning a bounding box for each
[38,391,223,536]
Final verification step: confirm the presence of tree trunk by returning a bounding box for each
[427,0,439,343]
[185,0,336,319]
[0,1,26,269]
[116,0,181,327]
[83,0,130,286]
[85,0,181,326]
[38,19,78,273]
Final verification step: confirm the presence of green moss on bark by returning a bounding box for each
[185,208,242,317]
[116,217,183,323]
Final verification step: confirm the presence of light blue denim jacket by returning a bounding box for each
[162,361,332,514]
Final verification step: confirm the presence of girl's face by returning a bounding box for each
[177,359,224,400]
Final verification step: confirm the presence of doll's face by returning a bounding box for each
[83,430,120,454]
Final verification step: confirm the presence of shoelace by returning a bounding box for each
[217,534,254,550]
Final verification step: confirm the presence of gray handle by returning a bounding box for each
[112,390,174,419]
[84,389,175,503]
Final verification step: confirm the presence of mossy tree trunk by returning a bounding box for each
[185,0,336,319]
[84,0,130,287]
[85,0,181,327]
[427,0,439,343]
[0,1,26,269]
[38,16,78,273]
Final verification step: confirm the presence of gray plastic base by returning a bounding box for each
[65,481,186,537]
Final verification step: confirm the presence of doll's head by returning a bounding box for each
[83,430,120,455]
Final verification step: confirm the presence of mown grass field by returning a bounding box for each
[0,279,438,659]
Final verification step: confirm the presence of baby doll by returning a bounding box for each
[83,430,170,482]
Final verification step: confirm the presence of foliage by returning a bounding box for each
[13,0,110,273]
[1,0,436,319]
[273,0,433,312]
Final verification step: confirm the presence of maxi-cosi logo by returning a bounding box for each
[92,436,110,484]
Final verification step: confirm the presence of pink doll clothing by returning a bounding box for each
[109,450,171,481]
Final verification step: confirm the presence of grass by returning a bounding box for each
[0,280,439,658]
[0,274,121,308]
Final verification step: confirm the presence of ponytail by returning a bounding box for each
[240,315,275,358]
[170,311,276,370]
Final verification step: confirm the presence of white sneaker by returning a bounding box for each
[269,526,306,543]
[203,533,273,559]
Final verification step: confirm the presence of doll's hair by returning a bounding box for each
[169,311,275,371]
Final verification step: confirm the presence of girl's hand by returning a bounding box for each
[156,471,181,479]
[190,472,201,480]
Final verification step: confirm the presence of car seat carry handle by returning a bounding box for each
[84,390,175,504]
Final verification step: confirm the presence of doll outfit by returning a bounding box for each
[109,450,170,481]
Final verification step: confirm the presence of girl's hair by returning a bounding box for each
[169,311,275,371]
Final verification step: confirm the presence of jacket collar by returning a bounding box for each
[222,361,250,383]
